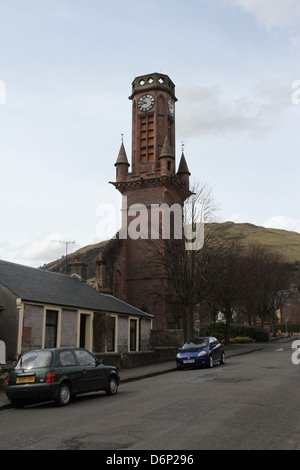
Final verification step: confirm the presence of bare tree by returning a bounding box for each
[144,180,223,340]
[204,239,247,344]
[144,180,291,343]
[240,244,290,330]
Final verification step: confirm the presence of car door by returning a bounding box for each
[74,349,107,392]
[210,337,222,362]
[56,349,83,394]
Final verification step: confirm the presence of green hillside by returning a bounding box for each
[219,222,300,263]
[41,222,300,281]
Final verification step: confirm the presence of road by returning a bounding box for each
[0,338,299,451]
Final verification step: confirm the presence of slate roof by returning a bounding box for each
[0,259,153,318]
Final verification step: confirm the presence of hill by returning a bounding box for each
[39,240,107,283]
[219,222,300,263]
[40,222,300,281]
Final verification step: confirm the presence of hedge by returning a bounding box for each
[276,323,300,333]
[196,323,269,342]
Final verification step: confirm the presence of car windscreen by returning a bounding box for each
[16,350,53,370]
[182,338,209,349]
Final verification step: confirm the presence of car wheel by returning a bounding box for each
[220,352,226,364]
[208,355,214,368]
[55,382,71,406]
[105,376,118,396]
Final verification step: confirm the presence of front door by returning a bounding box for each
[79,313,93,350]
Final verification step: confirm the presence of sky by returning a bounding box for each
[0,0,300,267]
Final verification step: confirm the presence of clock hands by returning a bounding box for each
[137,94,155,112]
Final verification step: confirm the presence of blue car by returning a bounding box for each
[176,336,226,369]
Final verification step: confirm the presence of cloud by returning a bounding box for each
[21,233,71,262]
[228,0,300,40]
[0,234,75,267]
[176,80,292,139]
[264,215,300,233]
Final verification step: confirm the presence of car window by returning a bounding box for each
[74,349,97,366]
[59,350,76,366]
[182,338,209,349]
[16,350,53,370]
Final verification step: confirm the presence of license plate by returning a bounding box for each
[16,376,35,383]
[183,359,195,364]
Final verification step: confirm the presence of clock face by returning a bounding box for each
[168,98,175,117]
[137,94,155,112]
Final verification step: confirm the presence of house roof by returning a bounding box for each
[0,259,153,318]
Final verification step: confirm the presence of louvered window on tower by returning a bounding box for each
[140,115,154,161]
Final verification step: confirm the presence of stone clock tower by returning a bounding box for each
[129,73,176,176]
[96,73,191,330]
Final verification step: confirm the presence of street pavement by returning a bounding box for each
[0,342,264,410]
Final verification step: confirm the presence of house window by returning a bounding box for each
[44,310,58,348]
[107,316,116,352]
[130,318,138,351]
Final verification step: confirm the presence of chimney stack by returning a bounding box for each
[67,258,87,282]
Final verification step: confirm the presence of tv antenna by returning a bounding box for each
[51,240,75,271]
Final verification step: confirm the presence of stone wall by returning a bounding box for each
[22,304,44,350]
[95,347,177,369]
[60,309,78,346]
[150,329,184,348]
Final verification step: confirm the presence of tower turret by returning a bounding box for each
[177,150,190,189]
[115,139,130,182]
[159,134,175,175]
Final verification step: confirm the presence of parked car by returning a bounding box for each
[176,336,225,369]
[5,347,120,407]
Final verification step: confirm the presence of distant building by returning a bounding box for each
[280,285,300,325]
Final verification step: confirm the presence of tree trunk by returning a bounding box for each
[184,305,194,341]
[224,308,231,345]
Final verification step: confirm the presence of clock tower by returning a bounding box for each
[129,73,177,176]
[97,73,191,330]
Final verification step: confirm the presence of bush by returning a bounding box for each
[197,322,226,337]
[230,336,254,344]
[276,323,300,333]
[230,324,269,342]
[196,323,269,342]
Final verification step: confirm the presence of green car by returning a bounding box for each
[5,347,120,407]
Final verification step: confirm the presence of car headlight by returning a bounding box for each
[176,353,181,358]
[198,351,207,357]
